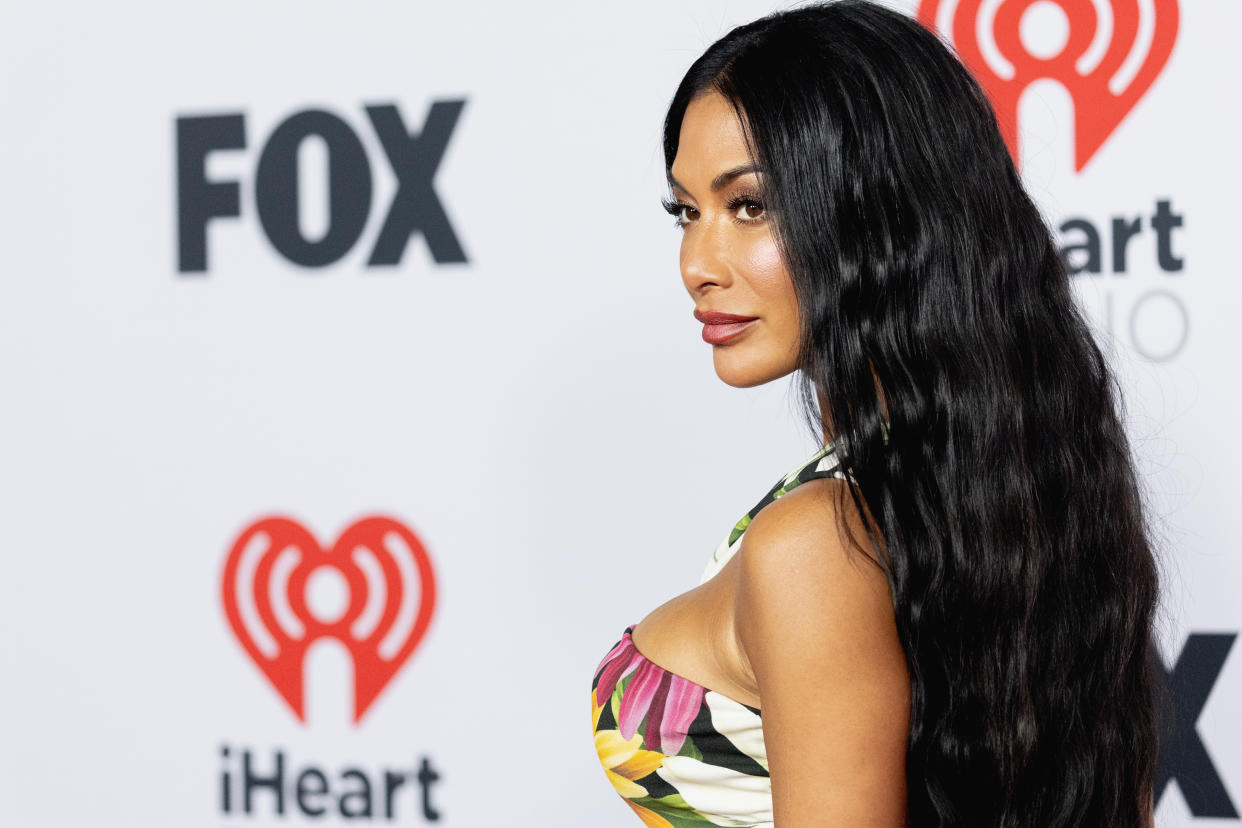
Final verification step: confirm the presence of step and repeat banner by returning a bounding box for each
[1,1,1236,825]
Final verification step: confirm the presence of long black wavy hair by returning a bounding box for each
[661,1,1169,825]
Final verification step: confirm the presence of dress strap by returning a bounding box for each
[723,443,850,549]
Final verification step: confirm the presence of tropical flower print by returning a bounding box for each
[591,442,850,827]
[595,631,706,755]
[595,727,664,797]
[705,443,849,581]
[593,628,762,827]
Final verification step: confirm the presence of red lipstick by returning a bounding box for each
[693,309,759,345]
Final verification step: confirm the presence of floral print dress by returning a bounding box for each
[591,443,850,827]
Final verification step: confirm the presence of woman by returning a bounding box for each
[590,1,1167,826]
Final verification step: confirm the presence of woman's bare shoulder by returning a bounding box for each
[740,476,889,587]
[733,477,897,659]
[732,477,909,825]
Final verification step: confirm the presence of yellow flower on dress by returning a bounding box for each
[593,691,673,826]
[594,728,664,798]
[624,798,676,828]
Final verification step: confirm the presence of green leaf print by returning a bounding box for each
[727,514,751,546]
[649,792,692,810]
[631,793,718,827]
[611,672,631,723]
[676,733,703,761]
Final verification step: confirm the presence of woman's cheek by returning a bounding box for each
[744,234,795,311]
[743,234,785,289]
[744,233,801,364]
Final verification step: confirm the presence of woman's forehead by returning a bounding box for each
[671,93,756,187]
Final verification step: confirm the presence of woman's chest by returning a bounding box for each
[629,552,761,709]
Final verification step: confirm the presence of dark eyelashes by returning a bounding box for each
[659,190,766,229]
[728,188,765,210]
[661,197,692,229]
[660,195,683,219]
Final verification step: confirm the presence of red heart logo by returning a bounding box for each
[917,0,1179,172]
[221,514,436,723]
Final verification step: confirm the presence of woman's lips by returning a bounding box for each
[701,318,758,344]
[693,309,760,345]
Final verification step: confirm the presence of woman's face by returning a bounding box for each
[666,91,801,388]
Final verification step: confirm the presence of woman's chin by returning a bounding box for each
[711,353,796,388]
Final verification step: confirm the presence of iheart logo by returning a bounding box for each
[916,0,1179,172]
[221,515,436,724]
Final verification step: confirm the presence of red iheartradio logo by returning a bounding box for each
[916,0,1178,171]
[221,515,436,724]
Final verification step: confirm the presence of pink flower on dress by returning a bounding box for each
[594,626,706,755]
[594,632,643,706]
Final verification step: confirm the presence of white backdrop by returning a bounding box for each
[0,1,1236,825]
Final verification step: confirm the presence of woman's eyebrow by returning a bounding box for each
[666,163,761,195]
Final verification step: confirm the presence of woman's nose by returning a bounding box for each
[680,223,732,296]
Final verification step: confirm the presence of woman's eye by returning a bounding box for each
[659,195,763,228]
[660,197,698,229]
[735,200,764,221]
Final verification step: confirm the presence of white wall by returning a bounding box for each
[0,1,1234,825]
